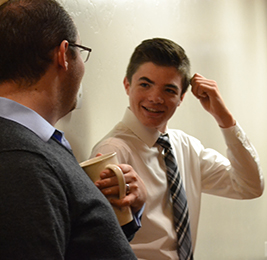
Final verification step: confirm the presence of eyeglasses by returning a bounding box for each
[69,43,92,63]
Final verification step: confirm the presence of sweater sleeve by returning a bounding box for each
[0,148,137,260]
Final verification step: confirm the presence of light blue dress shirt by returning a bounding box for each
[0,97,71,149]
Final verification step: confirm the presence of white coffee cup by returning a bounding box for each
[79,152,133,226]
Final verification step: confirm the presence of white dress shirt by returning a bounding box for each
[91,107,264,260]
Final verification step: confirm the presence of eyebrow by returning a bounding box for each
[138,76,179,91]
[138,76,154,84]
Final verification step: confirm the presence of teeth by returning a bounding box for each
[145,107,159,112]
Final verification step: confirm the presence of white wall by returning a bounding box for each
[56,0,267,259]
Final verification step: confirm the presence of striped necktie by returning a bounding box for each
[157,134,193,260]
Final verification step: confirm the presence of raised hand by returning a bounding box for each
[190,73,235,128]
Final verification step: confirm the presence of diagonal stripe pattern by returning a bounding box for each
[157,134,193,260]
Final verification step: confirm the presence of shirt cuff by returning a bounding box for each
[121,204,145,241]
[220,121,246,145]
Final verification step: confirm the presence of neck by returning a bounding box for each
[0,79,61,126]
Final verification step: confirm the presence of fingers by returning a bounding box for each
[109,192,137,208]
[126,183,130,195]
[96,164,137,187]
[95,164,147,214]
[190,73,235,128]
[190,73,218,99]
[95,165,139,196]
[94,168,119,193]
[109,180,145,214]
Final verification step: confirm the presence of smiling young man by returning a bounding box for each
[91,38,264,260]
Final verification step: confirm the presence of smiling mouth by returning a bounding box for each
[143,106,163,113]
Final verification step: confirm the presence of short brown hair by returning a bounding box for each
[0,0,78,86]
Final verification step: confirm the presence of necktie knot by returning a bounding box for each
[157,134,171,152]
[52,130,72,150]
[53,130,63,143]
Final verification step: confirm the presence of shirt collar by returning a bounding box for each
[122,107,167,148]
[0,97,55,142]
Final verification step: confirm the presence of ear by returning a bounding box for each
[180,93,186,102]
[57,40,69,70]
[123,76,131,95]
[178,93,186,107]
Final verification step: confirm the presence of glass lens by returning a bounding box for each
[80,49,89,63]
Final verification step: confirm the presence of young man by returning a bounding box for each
[0,0,146,259]
[91,38,264,260]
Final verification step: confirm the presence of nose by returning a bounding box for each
[147,88,164,104]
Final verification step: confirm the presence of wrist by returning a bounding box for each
[216,114,236,128]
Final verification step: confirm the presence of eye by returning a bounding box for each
[165,88,178,95]
[140,82,150,88]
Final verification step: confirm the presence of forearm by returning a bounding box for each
[221,122,264,197]
[214,109,236,128]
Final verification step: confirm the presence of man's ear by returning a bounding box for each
[57,40,69,70]
[181,93,186,102]
[178,93,186,107]
[123,76,131,95]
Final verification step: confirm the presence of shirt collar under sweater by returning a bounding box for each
[0,97,70,149]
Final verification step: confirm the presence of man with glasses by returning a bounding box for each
[0,0,145,259]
